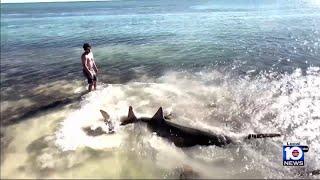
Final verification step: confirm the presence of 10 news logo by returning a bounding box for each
[283,143,309,166]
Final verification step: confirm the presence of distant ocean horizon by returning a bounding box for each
[1,0,320,179]
[1,0,115,4]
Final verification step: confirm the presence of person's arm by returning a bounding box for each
[82,54,93,78]
[92,56,98,73]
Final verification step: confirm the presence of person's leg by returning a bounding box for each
[93,75,97,90]
[84,69,93,92]
[88,83,93,92]
[88,77,93,92]
[93,80,97,90]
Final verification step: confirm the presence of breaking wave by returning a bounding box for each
[54,67,320,178]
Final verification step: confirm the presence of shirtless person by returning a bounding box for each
[81,43,98,92]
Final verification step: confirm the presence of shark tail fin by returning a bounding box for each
[100,109,110,122]
[151,107,164,123]
[246,133,281,139]
[120,106,138,125]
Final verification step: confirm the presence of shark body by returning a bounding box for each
[101,106,281,147]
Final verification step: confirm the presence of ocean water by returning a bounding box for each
[1,0,320,178]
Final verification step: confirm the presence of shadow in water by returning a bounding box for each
[23,135,115,178]
[1,90,89,126]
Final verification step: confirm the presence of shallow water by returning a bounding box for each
[1,0,320,179]
[2,69,320,178]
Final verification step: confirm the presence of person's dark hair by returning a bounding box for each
[83,43,91,50]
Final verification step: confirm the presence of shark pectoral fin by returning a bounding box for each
[120,106,138,125]
[100,110,110,121]
[246,133,281,139]
[151,107,164,123]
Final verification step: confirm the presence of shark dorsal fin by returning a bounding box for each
[121,106,138,125]
[151,107,164,123]
[128,106,137,121]
[100,110,110,121]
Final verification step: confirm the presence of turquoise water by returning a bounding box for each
[1,1,319,86]
[1,0,320,178]
[1,0,320,107]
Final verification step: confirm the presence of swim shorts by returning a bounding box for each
[83,69,97,84]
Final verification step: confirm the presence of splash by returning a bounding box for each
[53,67,320,178]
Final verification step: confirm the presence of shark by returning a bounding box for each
[98,106,320,178]
[99,106,281,147]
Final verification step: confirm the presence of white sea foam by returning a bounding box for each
[3,67,317,178]
[53,67,320,178]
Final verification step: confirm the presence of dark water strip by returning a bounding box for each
[1,90,89,126]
